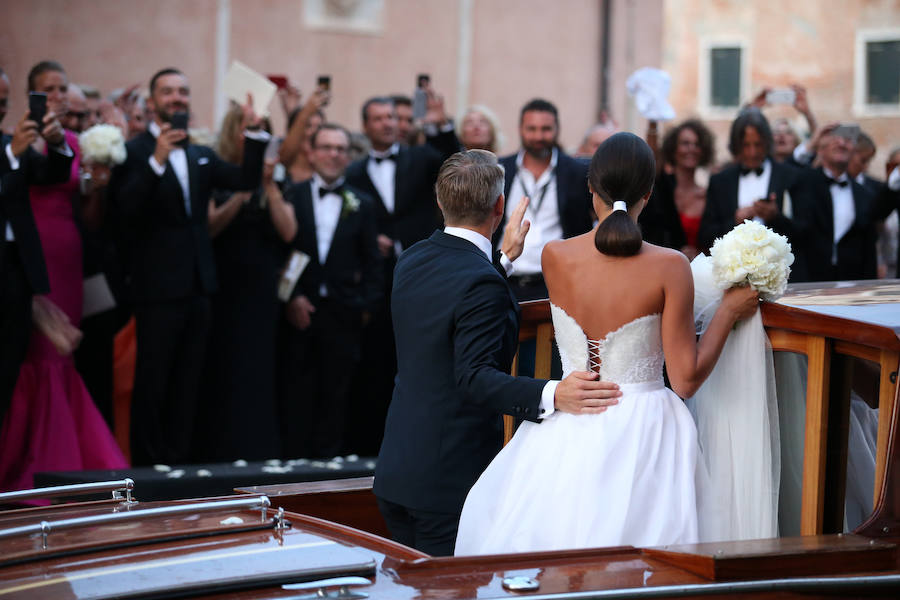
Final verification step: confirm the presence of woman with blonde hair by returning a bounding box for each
[460,105,503,153]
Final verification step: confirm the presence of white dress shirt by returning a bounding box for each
[825,168,855,264]
[148,121,191,216]
[366,143,399,214]
[310,174,345,298]
[502,148,561,275]
[738,159,772,224]
[443,225,556,418]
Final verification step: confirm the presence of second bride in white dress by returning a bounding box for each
[455,133,758,555]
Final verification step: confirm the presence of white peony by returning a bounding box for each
[710,220,794,301]
[78,124,127,166]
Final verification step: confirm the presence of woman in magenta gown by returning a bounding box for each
[0,62,126,494]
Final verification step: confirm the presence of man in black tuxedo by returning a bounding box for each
[110,68,268,465]
[1,67,74,426]
[343,95,458,456]
[796,128,877,281]
[374,150,621,556]
[279,124,382,458]
[496,99,594,301]
[698,108,811,281]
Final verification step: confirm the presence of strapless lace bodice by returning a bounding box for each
[551,303,664,384]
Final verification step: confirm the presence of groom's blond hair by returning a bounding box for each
[435,150,504,226]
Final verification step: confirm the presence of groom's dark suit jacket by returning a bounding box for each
[374,230,546,514]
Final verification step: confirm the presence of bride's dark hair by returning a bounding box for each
[589,132,656,256]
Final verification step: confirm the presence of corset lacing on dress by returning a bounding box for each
[587,339,602,374]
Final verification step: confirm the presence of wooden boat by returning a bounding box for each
[2,280,900,598]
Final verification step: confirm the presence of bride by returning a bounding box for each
[454,132,758,554]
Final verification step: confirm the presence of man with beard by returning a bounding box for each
[496,99,594,301]
[110,67,268,464]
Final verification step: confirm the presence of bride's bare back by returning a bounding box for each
[543,232,757,398]
[542,234,685,340]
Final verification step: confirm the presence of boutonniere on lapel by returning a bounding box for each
[340,188,360,219]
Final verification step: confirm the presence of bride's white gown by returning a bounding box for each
[455,304,707,555]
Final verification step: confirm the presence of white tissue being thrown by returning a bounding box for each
[626,67,676,121]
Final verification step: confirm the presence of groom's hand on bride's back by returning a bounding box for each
[554,371,621,414]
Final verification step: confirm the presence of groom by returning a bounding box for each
[374,149,621,555]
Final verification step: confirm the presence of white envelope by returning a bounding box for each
[222,60,276,117]
[82,273,116,318]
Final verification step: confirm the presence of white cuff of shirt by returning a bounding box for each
[499,252,514,276]
[792,142,813,165]
[148,155,166,176]
[244,129,272,142]
[5,144,20,170]
[889,166,900,191]
[539,380,558,419]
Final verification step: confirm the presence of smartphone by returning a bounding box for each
[317,75,331,91]
[267,74,288,90]
[28,92,48,127]
[170,111,190,147]
[765,88,795,105]
[413,73,430,121]
[832,123,861,142]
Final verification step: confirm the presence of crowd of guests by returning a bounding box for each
[1,59,899,492]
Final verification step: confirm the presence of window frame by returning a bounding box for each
[854,28,900,117]
[698,37,751,120]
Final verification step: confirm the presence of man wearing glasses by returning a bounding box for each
[279,123,382,458]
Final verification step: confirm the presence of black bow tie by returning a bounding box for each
[826,176,849,188]
[372,154,396,164]
[740,166,764,177]
[318,184,344,198]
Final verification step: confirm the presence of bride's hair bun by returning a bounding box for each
[589,132,655,257]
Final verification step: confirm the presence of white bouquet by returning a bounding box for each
[710,220,794,301]
[78,124,127,166]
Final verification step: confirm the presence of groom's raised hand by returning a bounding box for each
[554,371,621,414]
[500,196,531,262]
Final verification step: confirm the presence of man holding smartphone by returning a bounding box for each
[0,66,73,427]
[698,108,811,280]
[110,67,270,465]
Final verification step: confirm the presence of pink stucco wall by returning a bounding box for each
[1,0,614,156]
